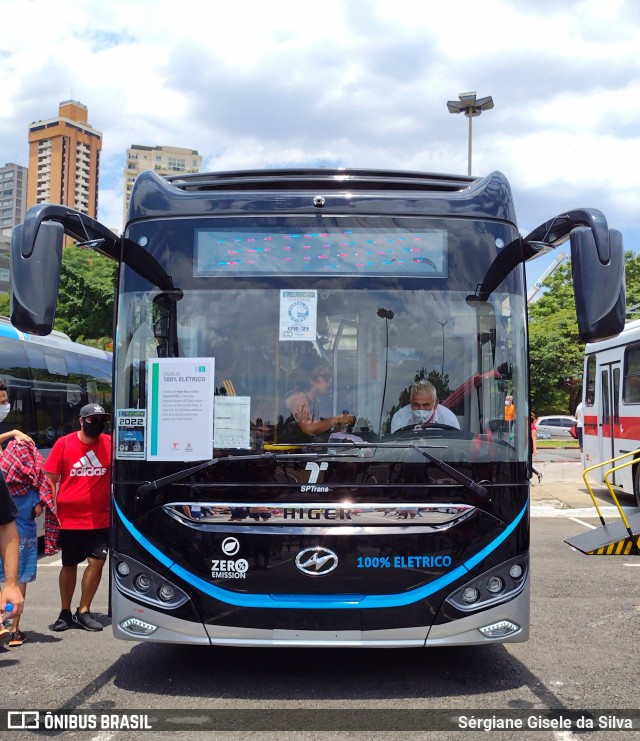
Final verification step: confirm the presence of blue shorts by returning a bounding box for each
[0,536,38,584]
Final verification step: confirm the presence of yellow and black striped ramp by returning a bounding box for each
[565,512,640,555]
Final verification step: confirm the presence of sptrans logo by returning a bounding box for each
[302,461,329,492]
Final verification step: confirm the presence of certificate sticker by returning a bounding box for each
[279,290,317,341]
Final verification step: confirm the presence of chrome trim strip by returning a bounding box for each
[164,502,476,529]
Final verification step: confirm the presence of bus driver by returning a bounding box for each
[390,379,460,433]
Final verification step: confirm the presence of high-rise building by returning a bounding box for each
[0,162,28,295]
[123,145,201,226]
[0,163,28,230]
[27,100,102,217]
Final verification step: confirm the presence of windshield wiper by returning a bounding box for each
[137,441,489,501]
[406,444,488,499]
[137,445,353,495]
[304,439,488,498]
[137,452,274,496]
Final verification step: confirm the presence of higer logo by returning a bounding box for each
[295,547,339,576]
[70,450,107,477]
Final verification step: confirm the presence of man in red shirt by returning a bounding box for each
[45,404,111,632]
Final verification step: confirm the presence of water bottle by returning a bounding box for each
[340,410,351,433]
[2,603,13,628]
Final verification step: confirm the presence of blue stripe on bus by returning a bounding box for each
[114,500,528,610]
[0,323,22,340]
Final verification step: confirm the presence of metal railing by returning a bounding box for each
[582,449,640,541]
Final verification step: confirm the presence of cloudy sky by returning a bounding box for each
[1,0,639,285]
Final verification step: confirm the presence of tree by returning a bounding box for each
[54,247,117,347]
[529,251,640,415]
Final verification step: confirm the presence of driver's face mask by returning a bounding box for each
[412,408,435,424]
[0,402,10,423]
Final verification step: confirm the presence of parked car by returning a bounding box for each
[534,415,577,439]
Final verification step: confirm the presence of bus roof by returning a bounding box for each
[585,318,640,353]
[165,168,477,192]
[128,168,519,225]
[0,316,112,360]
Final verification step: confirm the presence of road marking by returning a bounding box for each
[566,517,597,530]
[531,505,636,519]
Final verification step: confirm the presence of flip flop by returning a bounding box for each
[0,627,9,647]
[8,631,26,647]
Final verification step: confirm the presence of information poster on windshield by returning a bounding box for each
[214,396,251,449]
[147,358,215,461]
[279,290,317,341]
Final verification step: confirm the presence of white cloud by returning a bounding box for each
[1,0,640,266]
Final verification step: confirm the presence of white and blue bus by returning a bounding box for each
[0,317,112,452]
[0,317,112,537]
[9,169,624,647]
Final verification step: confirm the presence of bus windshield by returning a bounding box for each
[116,216,527,463]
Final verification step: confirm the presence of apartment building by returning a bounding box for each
[123,145,201,226]
[0,163,28,294]
[27,100,102,217]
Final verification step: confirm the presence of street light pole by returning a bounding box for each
[438,320,447,377]
[447,92,494,176]
[467,109,473,177]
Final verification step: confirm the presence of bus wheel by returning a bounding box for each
[634,465,640,509]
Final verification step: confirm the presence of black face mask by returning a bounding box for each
[82,418,106,437]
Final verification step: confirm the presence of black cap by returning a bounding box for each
[79,403,109,418]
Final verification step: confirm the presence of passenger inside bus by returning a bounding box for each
[280,354,355,442]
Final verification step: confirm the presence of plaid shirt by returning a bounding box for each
[0,439,60,555]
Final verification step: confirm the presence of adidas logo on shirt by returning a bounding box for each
[71,450,107,477]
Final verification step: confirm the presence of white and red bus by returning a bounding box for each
[583,319,640,507]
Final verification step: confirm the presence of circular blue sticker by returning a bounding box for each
[288,301,310,322]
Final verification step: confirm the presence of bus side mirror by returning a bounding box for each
[571,226,625,342]
[10,221,64,336]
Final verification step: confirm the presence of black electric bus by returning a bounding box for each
[9,168,624,646]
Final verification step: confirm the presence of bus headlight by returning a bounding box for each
[134,574,152,592]
[479,620,520,638]
[116,560,130,577]
[445,554,528,613]
[158,584,175,602]
[461,587,480,604]
[112,551,190,610]
[119,618,158,636]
